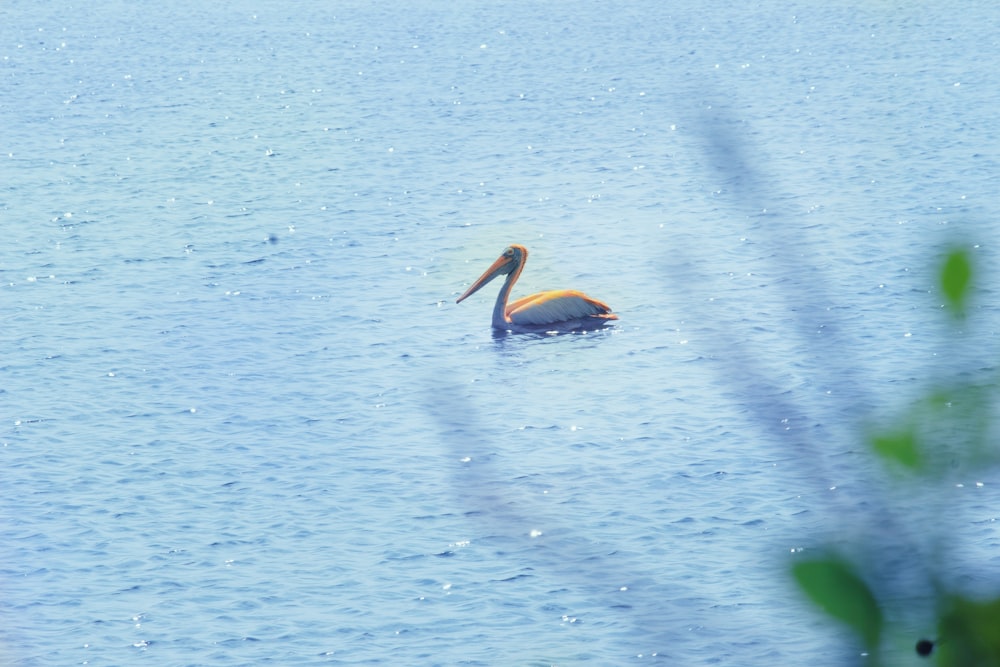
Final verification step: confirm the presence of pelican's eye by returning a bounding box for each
[504,248,514,256]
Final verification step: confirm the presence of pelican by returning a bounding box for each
[456,244,618,331]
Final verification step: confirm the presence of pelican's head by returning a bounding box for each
[456,244,527,303]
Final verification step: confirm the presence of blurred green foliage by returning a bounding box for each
[941,248,973,318]
[792,556,883,653]
[792,246,1000,665]
[870,424,921,471]
[936,595,1000,666]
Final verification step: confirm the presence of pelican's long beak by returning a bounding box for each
[456,253,514,303]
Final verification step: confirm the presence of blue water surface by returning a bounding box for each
[3,1,1000,664]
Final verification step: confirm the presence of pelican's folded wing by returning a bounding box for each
[507,290,617,326]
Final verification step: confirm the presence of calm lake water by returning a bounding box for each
[3,1,999,664]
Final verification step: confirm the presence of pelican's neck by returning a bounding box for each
[492,256,524,329]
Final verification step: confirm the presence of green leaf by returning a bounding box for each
[940,248,972,317]
[792,556,883,650]
[871,425,922,470]
[936,595,1000,666]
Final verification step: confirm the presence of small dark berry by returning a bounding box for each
[916,639,934,657]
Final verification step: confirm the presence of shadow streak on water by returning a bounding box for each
[691,113,875,419]
[423,373,686,657]
[682,109,973,649]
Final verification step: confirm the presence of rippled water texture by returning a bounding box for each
[3,1,999,664]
